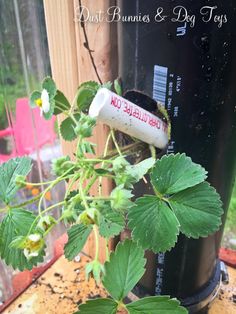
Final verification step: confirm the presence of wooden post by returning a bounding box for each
[43,0,117,261]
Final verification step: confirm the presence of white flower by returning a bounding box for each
[23,233,44,260]
[28,234,41,242]
[40,89,50,115]
[23,248,39,259]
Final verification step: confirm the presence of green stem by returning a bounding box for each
[38,166,75,216]
[76,135,83,158]
[103,132,112,159]
[103,141,144,160]
[117,301,128,312]
[84,174,98,195]
[111,129,122,156]
[154,187,166,201]
[69,89,80,115]
[99,131,112,195]
[0,206,9,214]
[80,158,113,164]
[93,225,99,261]
[79,171,90,210]
[41,201,65,215]
[63,111,78,125]
[9,193,42,209]
[65,174,80,199]
[149,144,157,159]
[85,196,113,201]
[23,179,60,187]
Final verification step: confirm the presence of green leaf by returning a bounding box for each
[151,153,207,195]
[29,90,41,108]
[0,208,45,270]
[94,168,110,175]
[64,224,92,260]
[79,81,100,90]
[114,78,122,96]
[169,182,223,238]
[60,114,80,141]
[115,158,155,189]
[128,157,155,182]
[99,205,125,238]
[77,298,117,314]
[128,196,179,253]
[85,260,105,284]
[54,90,70,114]
[103,239,146,301]
[0,157,32,203]
[77,81,100,112]
[126,296,188,314]
[42,76,57,99]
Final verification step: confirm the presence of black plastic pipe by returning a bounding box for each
[118,1,236,312]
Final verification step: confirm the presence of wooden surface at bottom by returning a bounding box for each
[3,255,236,314]
[209,266,236,314]
[3,255,106,314]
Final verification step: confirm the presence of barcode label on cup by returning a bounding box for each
[153,65,168,105]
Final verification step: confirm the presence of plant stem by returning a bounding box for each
[111,129,122,156]
[64,111,78,125]
[84,174,98,194]
[80,158,113,164]
[0,206,9,214]
[9,193,42,209]
[149,144,156,159]
[93,225,99,261]
[65,174,80,199]
[104,131,112,158]
[69,89,80,115]
[99,131,112,195]
[117,301,128,312]
[85,196,113,201]
[76,135,83,157]
[38,166,75,216]
[23,179,60,187]
[41,201,65,215]
[103,141,145,160]
[79,171,90,211]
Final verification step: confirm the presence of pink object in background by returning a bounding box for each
[0,98,56,162]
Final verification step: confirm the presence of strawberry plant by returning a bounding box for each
[0,77,223,313]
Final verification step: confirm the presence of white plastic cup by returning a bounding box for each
[89,88,168,149]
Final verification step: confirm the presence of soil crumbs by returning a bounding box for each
[3,255,107,314]
[209,266,236,314]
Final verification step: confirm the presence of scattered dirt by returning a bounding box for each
[3,255,107,314]
[3,255,236,314]
[209,266,236,314]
